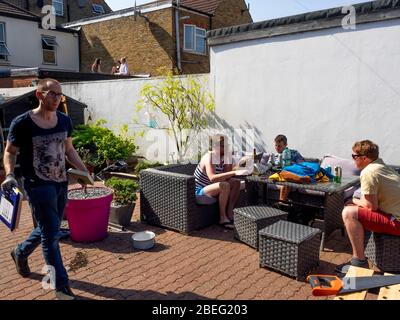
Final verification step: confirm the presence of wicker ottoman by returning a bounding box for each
[259,221,321,280]
[365,231,400,272]
[234,205,288,250]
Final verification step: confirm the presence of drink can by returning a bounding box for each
[334,166,342,183]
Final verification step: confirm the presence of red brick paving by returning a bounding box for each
[0,186,378,300]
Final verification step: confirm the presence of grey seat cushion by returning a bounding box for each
[196,195,218,205]
[320,154,360,176]
[353,187,362,199]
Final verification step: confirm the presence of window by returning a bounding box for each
[92,4,105,14]
[52,0,64,16]
[183,24,206,55]
[42,35,58,64]
[0,23,10,61]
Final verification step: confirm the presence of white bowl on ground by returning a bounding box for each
[132,231,155,250]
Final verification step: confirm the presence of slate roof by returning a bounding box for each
[208,0,400,45]
[0,0,40,21]
[180,0,223,15]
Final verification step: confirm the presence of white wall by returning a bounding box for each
[0,16,79,71]
[10,18,400,164]
[209,19,400,164]
[61,75,210,163]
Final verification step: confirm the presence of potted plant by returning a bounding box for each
[66,186,113,242]
[105,177,139,226]
[76,147,101,175]
[134,160,163,174]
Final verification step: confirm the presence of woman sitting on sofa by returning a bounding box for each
[194,134,249,229]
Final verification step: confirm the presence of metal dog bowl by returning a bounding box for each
[132,231,155,250]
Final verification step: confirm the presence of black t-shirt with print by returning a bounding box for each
[8,110,73,186]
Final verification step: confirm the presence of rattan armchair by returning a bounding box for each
[140,164,246,234]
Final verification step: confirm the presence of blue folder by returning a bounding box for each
[0,187,22,231]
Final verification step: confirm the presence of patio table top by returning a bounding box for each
[246,174,360,194]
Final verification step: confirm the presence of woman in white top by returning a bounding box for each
[194,135,249,229]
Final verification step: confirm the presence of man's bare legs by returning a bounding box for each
[342,205,366,259]
[203,182,231,224]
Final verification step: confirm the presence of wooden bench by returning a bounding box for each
[334,266,400,300]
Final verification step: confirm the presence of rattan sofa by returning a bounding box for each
[140,164,247,234]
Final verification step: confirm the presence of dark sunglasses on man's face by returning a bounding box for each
[352,154,364,160]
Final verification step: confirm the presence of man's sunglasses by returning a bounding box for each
[352,154,364,160]
[41,90,63,98]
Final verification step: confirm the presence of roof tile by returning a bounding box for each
[180,0,223,15]
[0,0,39,20]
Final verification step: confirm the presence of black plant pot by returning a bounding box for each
[109,203,135,226]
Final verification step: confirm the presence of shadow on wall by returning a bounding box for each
[206,112,268,153]
[149,21,176,68]
[81,35,117,74]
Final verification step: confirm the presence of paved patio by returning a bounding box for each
[0,187,378,300]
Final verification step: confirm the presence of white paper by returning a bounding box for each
[0,195,14,224]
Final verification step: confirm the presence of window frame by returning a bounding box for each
[0,22,10,61]
[41,35,58,65]
[92,4,105,14]
[52,0,64,17]
[183,24,207,55]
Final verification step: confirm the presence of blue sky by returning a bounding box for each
[106,0,365,22]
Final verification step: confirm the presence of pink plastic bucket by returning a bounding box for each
[65,187,113,242]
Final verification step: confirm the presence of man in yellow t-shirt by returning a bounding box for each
[335,140,400,274]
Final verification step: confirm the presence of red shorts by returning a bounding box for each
[358,208,400,236]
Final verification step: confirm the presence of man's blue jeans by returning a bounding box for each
[16,182,69,290]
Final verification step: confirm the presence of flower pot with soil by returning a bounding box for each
[104,177,138,227]
[65,187,113,242]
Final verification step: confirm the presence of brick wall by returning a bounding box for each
[25,0,112,25]
[177,0,253,75]
[79,2,253,76]
[80,9,176,76]
[212,0,253,30]
[179,11,211,74]
[0,77,36,88]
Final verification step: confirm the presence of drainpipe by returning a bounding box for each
[175,0,182,73]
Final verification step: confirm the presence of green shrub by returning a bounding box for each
[105,177,139,205]
[72,120,138,167]
[134,160,163,173]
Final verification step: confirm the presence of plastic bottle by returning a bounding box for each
[282,147,291,167]
[252,148,258,175]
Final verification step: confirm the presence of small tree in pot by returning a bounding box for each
[105,177,139,227]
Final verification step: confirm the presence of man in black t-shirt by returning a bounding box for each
[1,78,87,300]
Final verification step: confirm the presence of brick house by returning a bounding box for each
[63,0,253,75]
[6,0,112,25]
